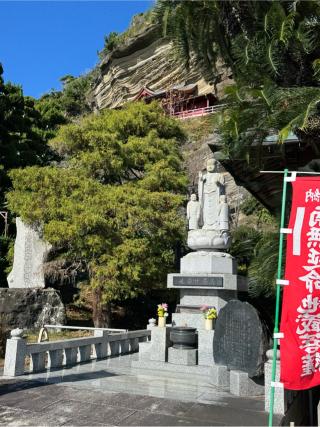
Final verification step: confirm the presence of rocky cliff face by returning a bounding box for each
[0,288,65,329]
[92,24,232,111]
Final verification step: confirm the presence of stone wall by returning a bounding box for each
[0,288,65,330]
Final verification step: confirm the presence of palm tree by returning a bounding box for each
[155,0,320,151]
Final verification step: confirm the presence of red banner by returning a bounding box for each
[280,177,320,390]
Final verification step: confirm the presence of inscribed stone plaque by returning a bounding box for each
[172,276,223,287]
[213,300,269,377]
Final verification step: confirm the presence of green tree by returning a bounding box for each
[7,102,187,326]
[59,73,93,117]
[156,1,320,154]
[0,63,54,209]
[35,91,67,140]
[99,32,120,58]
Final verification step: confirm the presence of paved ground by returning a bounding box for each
[0,354,278,426]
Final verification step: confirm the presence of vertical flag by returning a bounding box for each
[281,177,320,389]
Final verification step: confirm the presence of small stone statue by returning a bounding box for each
[219,195,229,231]
[198,159,225,230]
[187,194,201,230]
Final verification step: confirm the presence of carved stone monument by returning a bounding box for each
[7,217,52,289]
[213,300,269,377]
[168,159,247,329]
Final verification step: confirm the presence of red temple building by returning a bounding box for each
[133,84,221,119]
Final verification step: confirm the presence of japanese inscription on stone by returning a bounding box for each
[172,276,224,287]
[213,300,268,377]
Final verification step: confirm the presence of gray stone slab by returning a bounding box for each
[183,402,268,426]
[139,341,151,353]
[198,330,215,366]
[181,252,237,274]
[172,312,204,329]
[168,347,197,366]
[229,370,264,396]
[264,356,286,414]
[120,410,217,426]
[46,400,135,425]
[0,360,281,426]
[179,289,238,312]
[0,405,67,427]
[3,337,26,376]
[211,364,230,387]
[0,391,62,412]
[149,327,172,362]
[132,358,212,376]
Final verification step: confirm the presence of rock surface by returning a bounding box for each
[7,217,52,289]
[92,24,232,110]
[0,288,65,329]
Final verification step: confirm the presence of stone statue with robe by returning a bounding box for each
[198,158,225,230]
[187,159,231,251]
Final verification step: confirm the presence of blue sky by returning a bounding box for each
[0,1,153,98]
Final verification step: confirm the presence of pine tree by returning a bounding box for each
[7,102,188,326]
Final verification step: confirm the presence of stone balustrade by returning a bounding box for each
[3,328,150,377]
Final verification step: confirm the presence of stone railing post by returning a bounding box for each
[93,329,109,359]
[264,348,286,415]
[3,329,27,376]
[147,318,156,330]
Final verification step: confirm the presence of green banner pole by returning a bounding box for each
[268,168,289,427]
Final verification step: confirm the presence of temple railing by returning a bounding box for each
[170,104,226,119]
[3,328,151,376]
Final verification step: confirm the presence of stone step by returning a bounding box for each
[131,359,212,377]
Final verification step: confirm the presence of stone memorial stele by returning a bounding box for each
[213,300,269,377]
[7,217,52,289]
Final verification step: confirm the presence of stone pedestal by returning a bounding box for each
[230,370,264,396]
[211,364,230,387]
[139,326,172,363]
[168,253,247,330]
[265,349,287,415]
[3,330,26,377]
[181,251,237,274]
[168,347,197,366]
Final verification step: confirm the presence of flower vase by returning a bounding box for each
[205,318,213,330]
[158,317,166,328]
